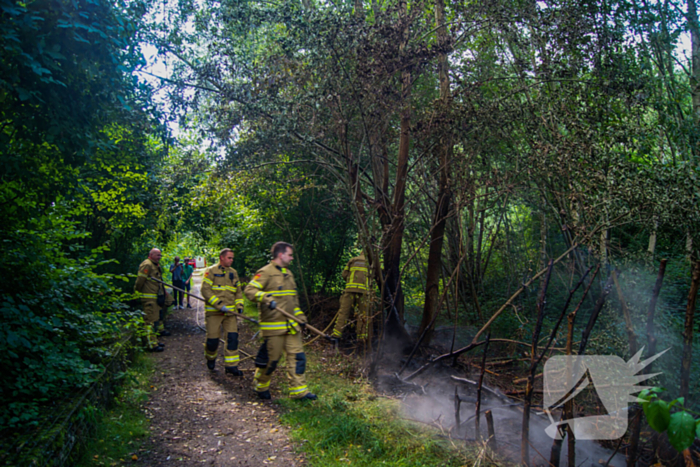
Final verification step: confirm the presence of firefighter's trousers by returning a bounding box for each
[205,311,240,368]
[332,291,368,340]
[254,333,309,399]
[141,299,161,349]
[156,292,174,332]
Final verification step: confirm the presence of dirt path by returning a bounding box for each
[137,273,306,466]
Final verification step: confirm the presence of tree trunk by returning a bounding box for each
[687,231,694,262]
[679,260,700,399]
[418,0,452,345]
[539,211,547,292]
[646,259,667,464]
[600,228,608,266]
[689,0,700,127]
[382,0,412,341]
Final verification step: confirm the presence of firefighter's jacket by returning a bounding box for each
[244,262,307,336]
[201,262,244,312]
[342,253,368,294]
[134,258,166,300]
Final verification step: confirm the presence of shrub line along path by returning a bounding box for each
[137,272,306,466]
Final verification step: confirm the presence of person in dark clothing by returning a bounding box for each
[170,256,185,309]
[183,257,195,308]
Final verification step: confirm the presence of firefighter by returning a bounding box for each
[201,248,245,375]
[134,248,173,352]
[332,251,369,342]
[244,242,317,401]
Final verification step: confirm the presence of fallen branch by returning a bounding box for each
[469,362,498,376]
[512,373,543,385]
[450,376,507,401]
[404,338,564,382]
[393,373,426,394]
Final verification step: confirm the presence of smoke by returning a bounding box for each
[399,377,627,466]
[390,257,698,464]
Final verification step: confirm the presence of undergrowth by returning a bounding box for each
[75,352,154,466]
[277,351,483,466]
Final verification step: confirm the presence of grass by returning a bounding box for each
[276,353,478,467]
[75,352,153,467]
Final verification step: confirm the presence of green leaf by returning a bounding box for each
[637,388,656,403]
[667,411,696,452]
[668,397,684,409]
[644,400,670,432]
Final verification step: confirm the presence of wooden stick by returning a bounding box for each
[454,386,461,431]
[484,359,517,366]
[512,373,543,385]
[549,264,601,467]
[475,333,490,443]
[469,362,498,376]
[147,277,259,325]
[522,259,553,467]
[275,306,331,339]
[485,410,497,451]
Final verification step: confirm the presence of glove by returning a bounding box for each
[237,308,244,314]
[220,305,231,314]
[269,300,277,310]
[299,322,307,332]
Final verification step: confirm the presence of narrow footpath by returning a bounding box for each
[137,272,306,466]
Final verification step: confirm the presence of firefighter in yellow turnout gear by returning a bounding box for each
[134,248,173,352]
[244,242,317,401]
[200,248,245,376]
[332,252,369,341]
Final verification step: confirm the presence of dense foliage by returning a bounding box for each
[0,0,168,438]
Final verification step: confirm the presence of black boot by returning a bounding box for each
[206,359,216,370]
[298,393,318,401]
[225,366,243,376]
[146,346,164,353]
[158,330,172,337]
[257,390,271,400]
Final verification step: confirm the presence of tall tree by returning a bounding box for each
[418,0,453,343]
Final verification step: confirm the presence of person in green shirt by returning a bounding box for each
[183,257,195,308]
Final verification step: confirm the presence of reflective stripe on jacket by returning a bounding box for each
[244,262,306,336]
[134,258,165,300]
[342,254,368,294]
[200,262,244,312]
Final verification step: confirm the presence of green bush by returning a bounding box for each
[0,213,141,435]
